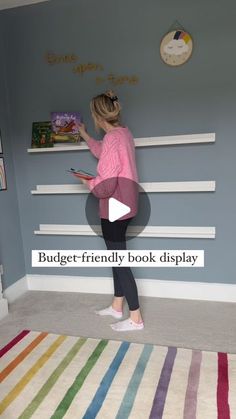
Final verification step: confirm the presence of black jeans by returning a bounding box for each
[101,217,140,311]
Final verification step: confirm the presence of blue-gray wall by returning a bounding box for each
[1,0,236,290]
[0,25,25,290]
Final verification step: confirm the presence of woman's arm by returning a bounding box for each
[86,134,121,198]
[78,123,102,159]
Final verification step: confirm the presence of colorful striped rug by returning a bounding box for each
[0,330,235,418]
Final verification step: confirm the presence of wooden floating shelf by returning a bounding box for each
[31,181,216,195]
[27,132,215,153]
[35,225,216,239]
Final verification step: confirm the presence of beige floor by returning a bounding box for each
[0,291,236,353]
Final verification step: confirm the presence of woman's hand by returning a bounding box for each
[80,177,89,185]
[78,123,90,142]
[72,173,88,185]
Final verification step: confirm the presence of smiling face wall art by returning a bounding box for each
[160,30,193,66]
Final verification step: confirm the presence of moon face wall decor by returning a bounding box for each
[160,30,193,66]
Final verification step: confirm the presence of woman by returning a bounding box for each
[78,90,144,331]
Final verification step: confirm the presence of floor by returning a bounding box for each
[0,291,236,353]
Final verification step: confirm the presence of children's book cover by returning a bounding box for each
[31,121,54,148]
[51,112,82,144]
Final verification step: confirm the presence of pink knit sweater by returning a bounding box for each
[86,126,139,220]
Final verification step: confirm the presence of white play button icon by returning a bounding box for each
[108,197,131,222]
[85,176,151,239]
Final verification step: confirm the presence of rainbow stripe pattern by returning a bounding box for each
[0,330,235,418]
[173,30,191,44]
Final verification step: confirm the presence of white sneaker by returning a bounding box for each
[95,305,123,319]
[111,318,144,331]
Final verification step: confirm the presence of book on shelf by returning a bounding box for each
[51,112,82,144]
[67,168,95,180]
[31,121,54,148]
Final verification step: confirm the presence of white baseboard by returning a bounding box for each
[3,274,236,304]
[3,275,28,303]
[25,274,236,303]
[0,299,8,320]
[0,272,9,319]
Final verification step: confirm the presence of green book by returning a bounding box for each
[32,121,54,148]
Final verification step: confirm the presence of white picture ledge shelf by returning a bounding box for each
[27,132,215,153]
[31,181,216,195]
[35,225,216,239]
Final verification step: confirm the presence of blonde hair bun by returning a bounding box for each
[90,90,122,130]
[105,90,118,101]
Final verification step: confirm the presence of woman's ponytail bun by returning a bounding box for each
[90,89,122,129]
